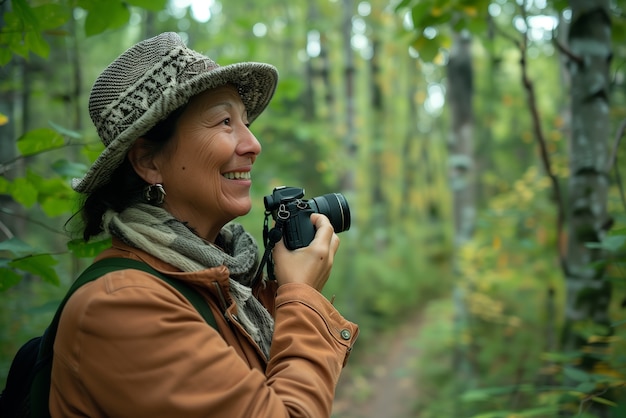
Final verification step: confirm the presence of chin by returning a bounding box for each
[231,202,252,218]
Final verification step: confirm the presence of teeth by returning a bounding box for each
[223,172,251,180]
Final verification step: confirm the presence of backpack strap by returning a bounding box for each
[30,258,218,418]
[79,258,218,329]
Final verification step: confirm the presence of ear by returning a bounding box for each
[128,138,162,184]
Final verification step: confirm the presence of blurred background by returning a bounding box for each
[1,0,625,417]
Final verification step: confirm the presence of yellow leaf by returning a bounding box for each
[588,335,621,344]
[464,6,478,17]
[0,113,8,126]
[592,362,624,379]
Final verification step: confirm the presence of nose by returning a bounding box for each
[237,125,262,157]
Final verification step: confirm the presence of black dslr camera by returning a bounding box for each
[263,186,351,250]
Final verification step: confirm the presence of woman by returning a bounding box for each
[51,32,358,417]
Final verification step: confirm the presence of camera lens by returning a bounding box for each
[309,193,351,233]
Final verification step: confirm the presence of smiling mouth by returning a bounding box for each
[222,171,251,180]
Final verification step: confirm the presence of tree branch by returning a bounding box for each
[0,207,65,235]
[0,219,14,239]
[552,36,583,65]
[0,140,96,176]
[500,2,568,274]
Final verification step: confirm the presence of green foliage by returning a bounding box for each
[0,0,68,64]
[0,0,167,64]
[395,0,491,63]
[16,127,65,156]
[0,238,59,289]
[66,238,111,258]
[0,1,169,295]
[326,220,453,338]
[412,164,626,416]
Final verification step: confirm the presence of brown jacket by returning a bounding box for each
[50,239,358,417]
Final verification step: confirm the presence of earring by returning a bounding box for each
[144,183,166,205]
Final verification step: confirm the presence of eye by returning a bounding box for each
[222,118,231,126]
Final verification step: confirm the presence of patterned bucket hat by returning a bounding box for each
[72,32,278,193]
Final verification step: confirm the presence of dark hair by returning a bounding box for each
[77,105,187,241]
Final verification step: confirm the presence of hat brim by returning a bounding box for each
[72,62,277,194]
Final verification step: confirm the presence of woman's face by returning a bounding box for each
[153,85,262,241]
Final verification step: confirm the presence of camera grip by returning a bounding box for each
[284,210,316,250]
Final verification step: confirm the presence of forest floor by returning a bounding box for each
[332,311,423,418]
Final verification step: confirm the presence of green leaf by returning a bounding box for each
[9,177,38,207]
[67,238,112,258]
[0,48,11,65]
[125,0,168,11]
[586,235,626,253]
[21,170,73,217]
[575,381,597,393]
[11,0,39,29]
[541,350,585,363]
[515,406,560,417]
[9,254,60,286]
[40,194,74,217]
[17,128,65,156]
[590,396,617,407]
[31,3,70,31]
[394,0,415,12]
[0,237,38,258]
[49,120,83,140]
[409,0,435,28]
[81,141,105,163]
[24,26,50,58]
[51,159,89,179]
[563,365,592,383]
[10,0,51,59]
[0,176,10,193]
[84,0,131,37]
[412,35,440,62]
[0,268,23,291]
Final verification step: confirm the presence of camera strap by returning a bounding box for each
[251,211,285,286]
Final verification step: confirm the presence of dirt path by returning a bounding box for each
[332,313,423,418]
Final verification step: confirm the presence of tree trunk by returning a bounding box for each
[446,29,477,416]
[340,0,357,192]
[562,1,613,416]
[340,0,357,318]
[369,36,385,211]
[0,0,18,241]
[303,2,318,121]
[401,57,420,220]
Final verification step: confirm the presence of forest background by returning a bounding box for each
[1,0,626,417]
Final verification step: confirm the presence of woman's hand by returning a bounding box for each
[272,213,340,292]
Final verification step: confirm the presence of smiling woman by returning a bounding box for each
[128,85,262,241]
[45,31,359,418]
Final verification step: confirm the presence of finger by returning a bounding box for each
[310,214,335,243]
[330,233,340,253]
[310,213,332,230]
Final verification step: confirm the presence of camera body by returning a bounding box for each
[264,186,351,250]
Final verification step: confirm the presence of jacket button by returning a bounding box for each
[340,329,351,340]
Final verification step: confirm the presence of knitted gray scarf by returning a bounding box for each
[102,203,274,358]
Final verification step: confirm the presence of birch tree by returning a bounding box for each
[561,1,614,415]
[447,29,477,416]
